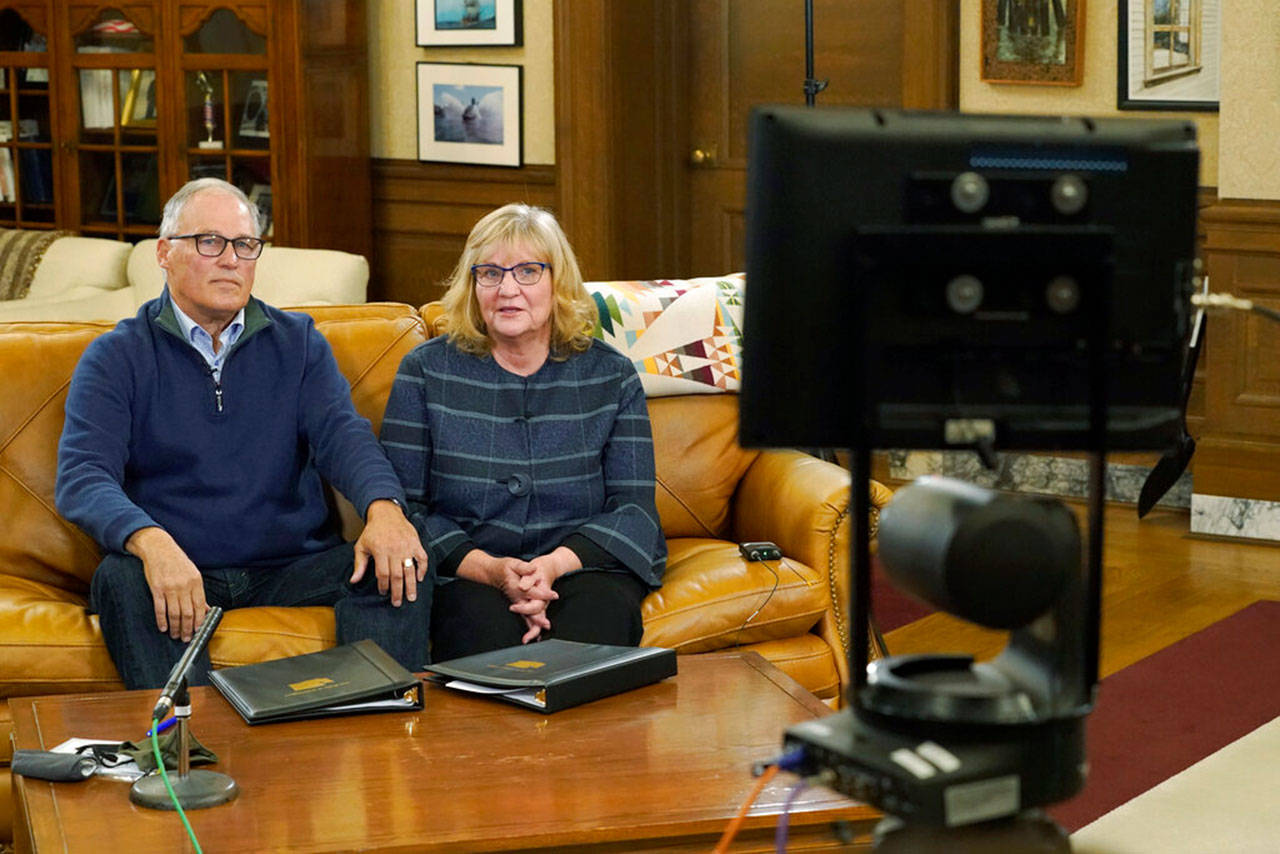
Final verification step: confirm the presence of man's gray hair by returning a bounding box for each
[158,178,262,238]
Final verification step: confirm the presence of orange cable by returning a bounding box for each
[711,763,780,854]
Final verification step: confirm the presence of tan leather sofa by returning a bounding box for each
[0,301,890,843]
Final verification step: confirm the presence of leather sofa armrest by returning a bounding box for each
[732,450,854,573]
[731,450,893,695]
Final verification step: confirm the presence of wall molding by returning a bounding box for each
[369,158,557,305]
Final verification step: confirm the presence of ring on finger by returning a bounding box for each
[402,557,415,568]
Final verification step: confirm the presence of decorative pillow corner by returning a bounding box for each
[0,227,75,301]
[587,273,744,397]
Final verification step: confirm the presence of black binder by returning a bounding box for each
[209,639,423,725]
[426,639,677,712]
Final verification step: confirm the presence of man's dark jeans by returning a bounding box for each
[89,542,431,690]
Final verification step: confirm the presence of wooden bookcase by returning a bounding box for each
[0,1,370,257]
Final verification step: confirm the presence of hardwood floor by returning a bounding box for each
[882,503,1280,679]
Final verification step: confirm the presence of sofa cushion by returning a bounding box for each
[129,239,370,307]
[587,274,744,396]
[0,574,336,698]
[648,394,758,538]
[0,286,140,323]
[0,322,114,592]
[0,575,119,698]
[640,538,826,653]
[25,235,132,300]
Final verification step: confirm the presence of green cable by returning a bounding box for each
[150,717,204,854]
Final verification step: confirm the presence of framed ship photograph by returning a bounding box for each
[416,0,522,47]
[417,62,522,167]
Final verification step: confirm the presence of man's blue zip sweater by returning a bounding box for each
[56,292,405,569]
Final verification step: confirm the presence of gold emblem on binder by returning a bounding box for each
[289,677,336,692]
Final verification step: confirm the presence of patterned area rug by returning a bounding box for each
[1051,600,1280,832]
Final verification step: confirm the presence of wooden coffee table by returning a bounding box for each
[10,652,879,852]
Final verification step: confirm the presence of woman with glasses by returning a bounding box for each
[381,203,665,661]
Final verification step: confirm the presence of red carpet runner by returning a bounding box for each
[1051,600,1280,832]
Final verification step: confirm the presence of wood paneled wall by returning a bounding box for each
[368,1,676,302]
[1194,197,1280,500]
[369,160,555,305]
[369,2,957,301]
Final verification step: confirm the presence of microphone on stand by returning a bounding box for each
[153,605,223,721]
[131,604,239,810]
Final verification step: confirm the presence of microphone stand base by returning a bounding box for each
[130,769,239,810]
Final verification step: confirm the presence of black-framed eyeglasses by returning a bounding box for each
[169,233,265,260]
[471,261,550,288]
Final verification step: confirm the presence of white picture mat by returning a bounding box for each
[417,62,521,167]
[416,0,519,46]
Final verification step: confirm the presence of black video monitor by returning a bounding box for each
[740,107,1200,451]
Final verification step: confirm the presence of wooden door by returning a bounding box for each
[682,1,957,276]
[553,2,956,282]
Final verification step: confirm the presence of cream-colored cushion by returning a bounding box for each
[26,236,132,300]
[129,240,369,307]
[0,286,139,322]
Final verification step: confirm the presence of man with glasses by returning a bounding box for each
[56,178,430,689]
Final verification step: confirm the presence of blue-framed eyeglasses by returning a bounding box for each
[471,261,550,288]
[169,233,265,260]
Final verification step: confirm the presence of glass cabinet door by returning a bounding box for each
[71,6,160,238]
[183,9,272,239]
[0,6,55,227]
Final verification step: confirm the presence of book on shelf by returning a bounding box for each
[19,148,53,204]
[209,639,423,725]
[15,119,52,204]
[75,47,128,130]
[0,149,13,203]
[425,639,677,713]
[0,123,13,203]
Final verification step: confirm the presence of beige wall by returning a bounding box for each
[1218,0,1280,200]
[367,0,556,164]
[959,0,1220,188]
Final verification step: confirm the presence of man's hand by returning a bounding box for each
[351,499,429,607]
[125,526,208,642]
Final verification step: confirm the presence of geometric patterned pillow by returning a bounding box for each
[587,273,744,396]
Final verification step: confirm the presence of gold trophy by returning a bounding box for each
[196,72,222,149]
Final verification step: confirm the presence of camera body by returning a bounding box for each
[741,106,1199,832]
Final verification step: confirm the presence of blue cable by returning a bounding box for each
[774,778,808,852]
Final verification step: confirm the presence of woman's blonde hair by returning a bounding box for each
[440,203,597,358]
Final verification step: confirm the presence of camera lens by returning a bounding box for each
[946,275,984,314]
[1051,174,1088,215]
[950,172,990,214]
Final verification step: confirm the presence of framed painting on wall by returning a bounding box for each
[416,62,522,167]
[981,0,1085,86]
[1118,0,1220,111]
[416,0,522,47]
